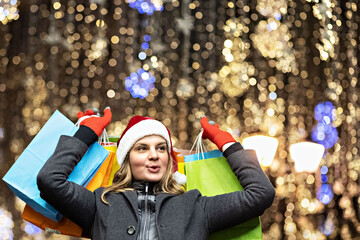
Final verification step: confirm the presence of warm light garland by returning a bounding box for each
[0,0,19,24]
[1,0,360,239]
[289,142,325,173]
[242,135,278,167]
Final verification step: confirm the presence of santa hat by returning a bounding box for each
[116,116,186,185]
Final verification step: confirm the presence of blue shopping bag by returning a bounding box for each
[184,149,223,162]
[2,110,108,222]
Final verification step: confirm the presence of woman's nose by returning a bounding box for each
[148,148,159,160]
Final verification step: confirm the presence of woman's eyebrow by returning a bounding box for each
[134,141,166,147]
[133,143,148,147]
[156,142,167,146]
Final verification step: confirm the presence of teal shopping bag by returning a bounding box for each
[2,110,108,222]
[184,149,223,162]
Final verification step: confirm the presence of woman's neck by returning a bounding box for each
[131,180,159,194]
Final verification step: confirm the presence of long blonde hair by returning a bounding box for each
[101,149,185,204]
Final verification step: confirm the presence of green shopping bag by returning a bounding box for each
[184,132,262,240]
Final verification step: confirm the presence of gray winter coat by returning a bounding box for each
[37,135,275,240]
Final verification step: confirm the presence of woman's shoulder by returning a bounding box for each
[182,189,202,196]
[91,187,105,196]
[160,189,203,202]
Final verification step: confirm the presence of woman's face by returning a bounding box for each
[129,135,169,182]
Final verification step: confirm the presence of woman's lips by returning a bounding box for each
[147,165,160,173]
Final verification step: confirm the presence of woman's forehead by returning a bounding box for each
[134,135,167,145]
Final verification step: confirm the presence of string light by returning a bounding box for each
[321,217,334,236]
[290,142,325,173]
[1,0,360,239]
[312,102,338,149]
[0,0,19,24]
[126,0,163,15]
[242,135,278,167]
[0,208,14,240]
[217,19,253,97]
[316,184,333,205]
[24,222,42,236]
[125,68,155,99]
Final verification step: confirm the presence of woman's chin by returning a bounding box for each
[145,176,162,182]
[143,173,163,182]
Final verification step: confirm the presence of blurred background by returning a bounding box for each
[0,0,360,239]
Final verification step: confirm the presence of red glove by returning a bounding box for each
[200,116,236,150]
[77,107,112,136]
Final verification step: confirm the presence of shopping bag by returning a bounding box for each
[101,136,120,186]
[184,132,263,240]
[182,132,223,163]
[85,151,115,191]
[22,205,84,237]
[184,149,222,162]
[173,149,184,175]
[21,137,116,238]
[2,110,108,222]
[86,132,117,190]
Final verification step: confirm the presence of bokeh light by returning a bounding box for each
[1,0,360,239]
[125,68,155,99]
[242,135,278,167]
[0,208,14,240]
[290,142,325,173]
[316,184,333,205]
[0,0,19,24]
[24,222,42,235]
[126,0,163,15]
[312,102,338,149]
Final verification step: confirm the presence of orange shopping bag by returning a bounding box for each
[86,151,115,191]
[22,151,115,238]
[174,148,193,175]
[102,141,120,186]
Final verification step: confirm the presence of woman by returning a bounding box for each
[37,108,275,239]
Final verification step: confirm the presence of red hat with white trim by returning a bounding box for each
[116,116,186,185]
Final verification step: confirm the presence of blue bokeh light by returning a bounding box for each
[321,218,334,236]
[311,123,338,149]
[316,184,333,205]
[312,102,338,149]
[314,101,335,123]
[125,68,155,99]
[321,174,328,183]
[320,166,328,174]
[269,92,277,100]
[138,52,147,60]
[0,209,14,240]
[141,42,149,50]
[144,34,151,42]
[274,13,282,20]
[127,0,163,15]
[24,222,42,235]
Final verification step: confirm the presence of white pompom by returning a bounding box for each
[173,171,187,185]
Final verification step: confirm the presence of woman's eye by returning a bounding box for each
[158,146,166,151]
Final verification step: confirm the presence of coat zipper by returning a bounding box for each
[142,183,149,240]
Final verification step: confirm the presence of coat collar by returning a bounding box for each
[122,190,139,221]
[155,192,173,213]
[121,190,173,222]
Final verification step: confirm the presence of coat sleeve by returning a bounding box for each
[201,148,276,233]
[37,135,97,232]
